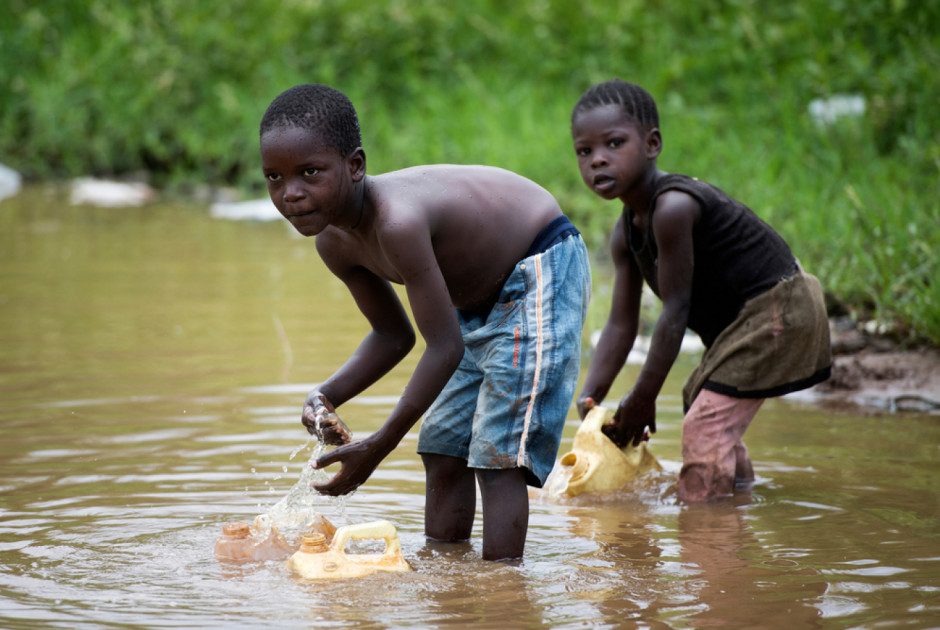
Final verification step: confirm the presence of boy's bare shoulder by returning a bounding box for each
[314,228,361,273]
[653,189,701,218]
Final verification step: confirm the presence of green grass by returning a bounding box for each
[2,0,937,343]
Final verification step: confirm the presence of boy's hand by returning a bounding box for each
[302,391,352,446]
[603,390,655,448]
[576,395,597,420]
[311,435,387,496]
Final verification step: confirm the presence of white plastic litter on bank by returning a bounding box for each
[0,163,22,203]
[69,178,155,207]
[209,198,281,221]
[808,94,866,126]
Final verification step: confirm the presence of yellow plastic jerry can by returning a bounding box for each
[556,405,662,496]
[285,520,412,579]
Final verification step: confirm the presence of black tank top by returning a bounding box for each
[625,173,796,347]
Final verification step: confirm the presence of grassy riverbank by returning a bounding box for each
[2,1,938,343]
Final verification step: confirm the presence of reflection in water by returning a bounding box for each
[677,499,825,628]
[1,188,939,628]
[553,492,674,627]
[414,542,548,627]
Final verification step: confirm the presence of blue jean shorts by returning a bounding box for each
[417,232,591,487]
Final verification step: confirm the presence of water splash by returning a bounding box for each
[260,436,349,534]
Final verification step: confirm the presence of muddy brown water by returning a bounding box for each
[1,188,938,629]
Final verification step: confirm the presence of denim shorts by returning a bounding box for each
[417,232,591,487]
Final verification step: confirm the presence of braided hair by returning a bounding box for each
[571,79,659,130]
[260,84,362,156]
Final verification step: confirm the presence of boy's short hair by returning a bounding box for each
[572,79,659,131]
[260,84,362,156]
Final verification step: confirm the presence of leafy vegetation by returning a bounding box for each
[1,0,937,343]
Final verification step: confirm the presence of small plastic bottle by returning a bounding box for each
[306,513,337,544]
[285,520,411,579]
[215,521,253,561]
[214,517,294,562]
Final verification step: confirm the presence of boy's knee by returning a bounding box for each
[475,467,527,493]
[422,453,468,478]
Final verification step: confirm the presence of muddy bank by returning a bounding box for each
[796,325,940,415]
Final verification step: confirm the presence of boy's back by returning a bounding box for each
[628,173,797,347]
[314,164,562,315]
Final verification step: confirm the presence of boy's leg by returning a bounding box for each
[475,467,528,561]
[422,453,476,542]
[734,440,755,487]
[678,390,764,502]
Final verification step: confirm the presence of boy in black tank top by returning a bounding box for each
[571,79,831,502]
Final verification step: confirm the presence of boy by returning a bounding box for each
[259,84,591,560]
[570,79,831,502]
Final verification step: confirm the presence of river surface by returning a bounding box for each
[1,188,938,629]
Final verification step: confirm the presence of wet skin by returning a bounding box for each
[261,125,561,559]
[571,104,701,449]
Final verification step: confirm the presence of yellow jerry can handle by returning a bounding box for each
[331,520,402,557]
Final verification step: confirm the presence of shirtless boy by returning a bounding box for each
[259,84,591,560]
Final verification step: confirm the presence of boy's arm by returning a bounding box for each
[313,217,465,495]
[577,217,643,417]
[313,261,417,407]
[605,191,699,447]
[301,234,417,441]
[304,261,417,440]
